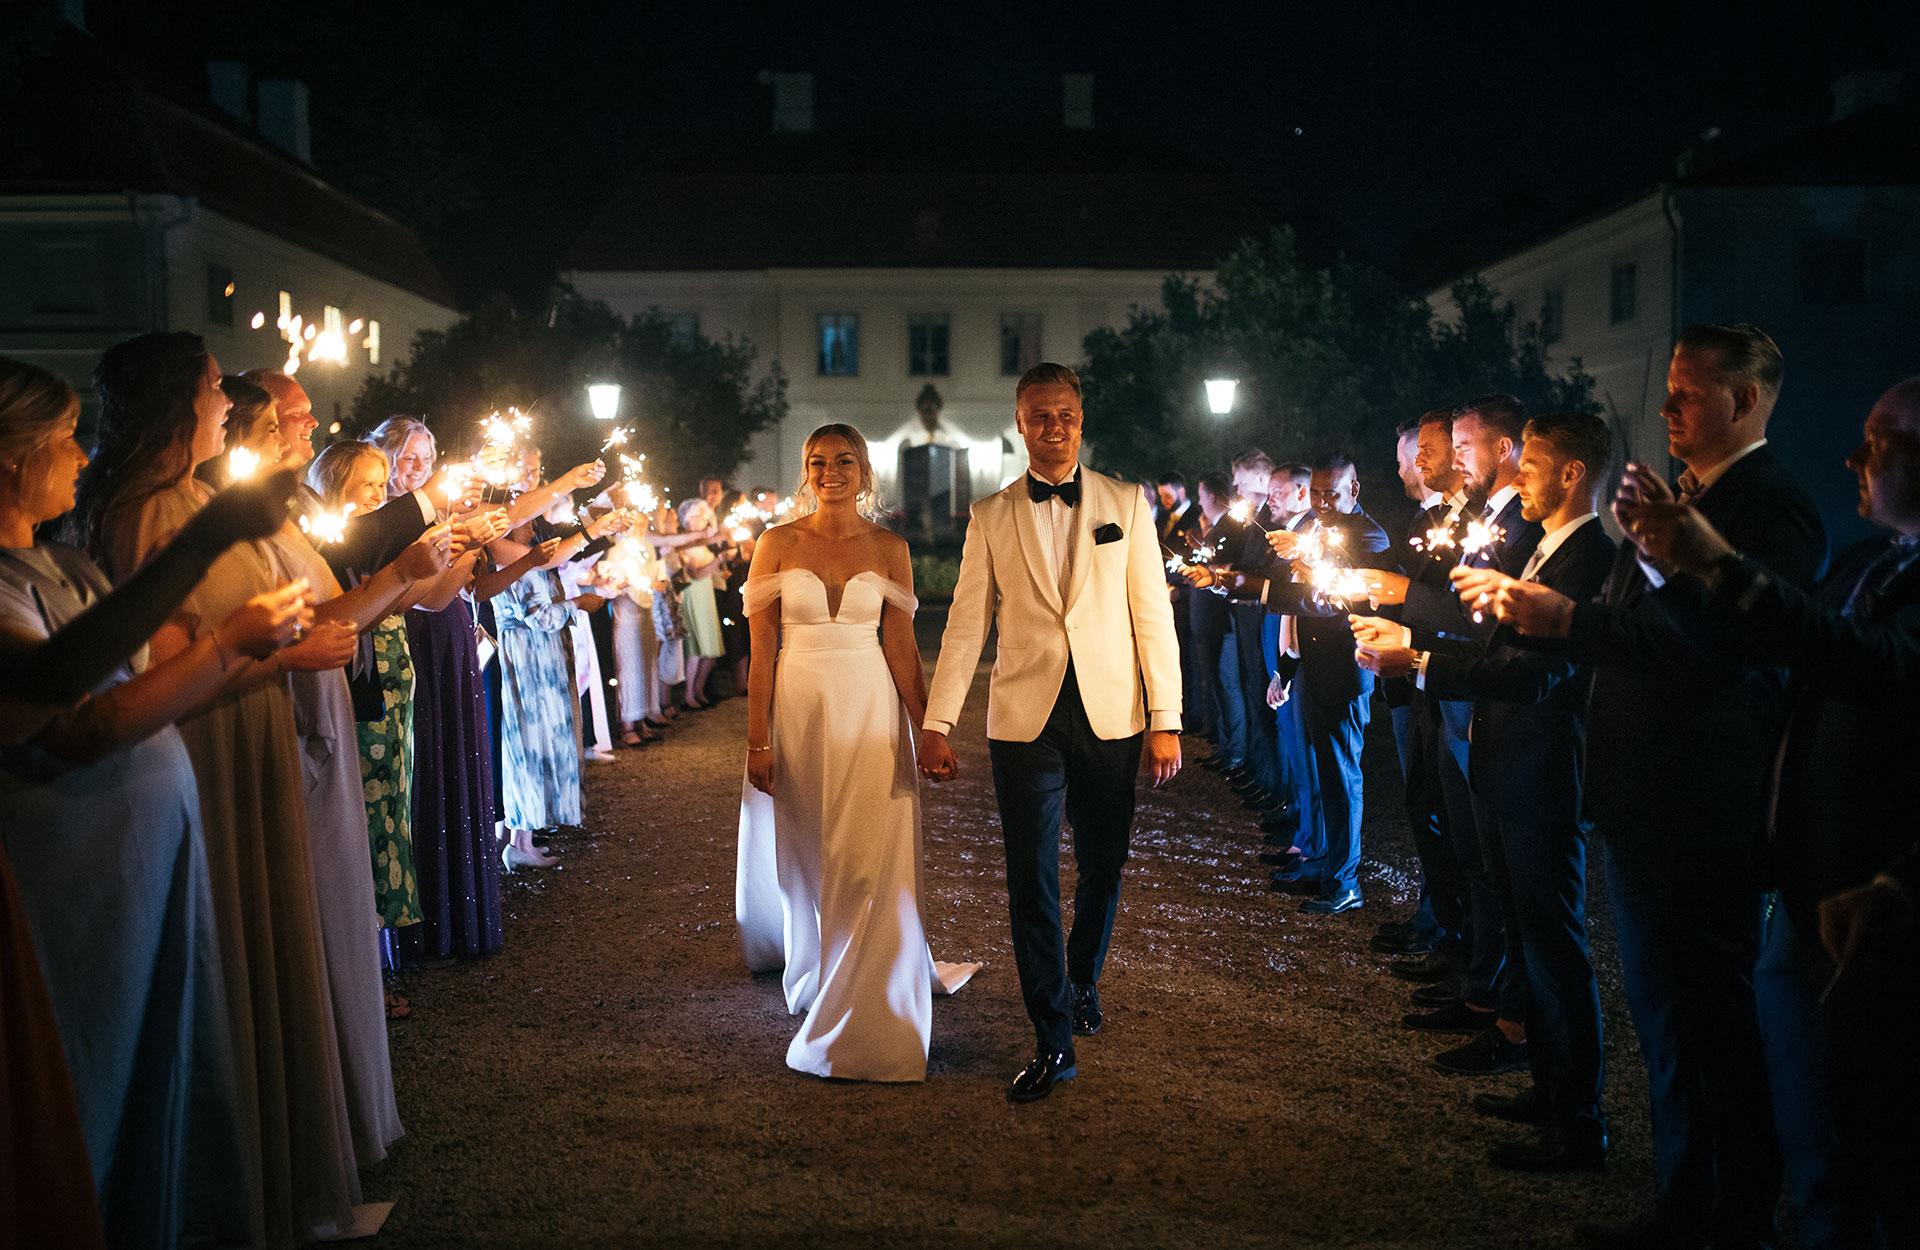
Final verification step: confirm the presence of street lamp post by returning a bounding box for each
[587,382,622,422]
[1205,378,1237,470]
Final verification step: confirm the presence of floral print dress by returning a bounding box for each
[357,615,422,928]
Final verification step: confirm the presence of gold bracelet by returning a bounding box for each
[746,743,772,753]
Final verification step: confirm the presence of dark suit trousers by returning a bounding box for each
[989,676,1145,1053]
[1392,694,1462,942]
[1437,706,1498,1006]
[1173,596,1212,739]
[1483,810,1604,1137]
[1605,837,1779,1244]
[1293,665,1368,897]
[1232,604,1282,798]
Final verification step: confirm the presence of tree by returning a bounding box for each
[1080,228,1593,514]
[351,288,787,499]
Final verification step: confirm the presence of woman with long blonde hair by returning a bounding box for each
[734,423,977,1083]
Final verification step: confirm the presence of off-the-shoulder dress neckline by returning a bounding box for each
[746,567,913,622]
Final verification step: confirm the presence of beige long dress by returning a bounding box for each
[103,479,358,1247]
[266,526,403,1170]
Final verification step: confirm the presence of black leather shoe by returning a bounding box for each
[1403,999,1497,1033]
[1071,982,1102,1036]
[1433,1027,1529,1075]
[1222,766,1253,785]
[1241,790,1278,812]
[1388,952,1458,983]
[1374,918,1411,940]
[1473,1085,1550,1124]
[1008,1050,1077,1103]
[1300,888,1362,915]
[1257,814,1299,835]
[1369,929,1438,956]
[1571,1211,1710,1249]
[1197,754,1227,771]
[1258,850,1300,869]
[1269,872,1322,896]
[1489,1128,1606,1173]
[1408,979,1462,1008]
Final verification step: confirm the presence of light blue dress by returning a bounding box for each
[0,543,253,1250]
[495,568,582,830]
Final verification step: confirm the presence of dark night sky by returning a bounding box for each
[78,0,1920,300]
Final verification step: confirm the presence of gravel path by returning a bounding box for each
[364,621,1659,1248]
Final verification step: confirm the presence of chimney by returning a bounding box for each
[1063,73,1094,130]
[258,78,312,164]
[207,61,251,125]
[1831,70,1901,122]
[758,71,814,133]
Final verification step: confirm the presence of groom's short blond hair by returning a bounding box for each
[1015,362,1081,401]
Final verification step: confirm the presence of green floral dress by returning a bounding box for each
[358,615,423,927]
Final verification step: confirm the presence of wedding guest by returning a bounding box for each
[0,356,315,1248]
[73,331,365,1245]
[1615,374,1920,1247]
[1458,325,1827,1250]
[1223,451,1287,820]
[495,522,589,865]
[676,497,725,708]
[1183,472,1244,770]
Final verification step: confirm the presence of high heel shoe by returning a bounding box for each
[502,843,559,871]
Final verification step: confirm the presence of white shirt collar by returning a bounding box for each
[1484,482,1520,518]
[1027,463,1080,488]
[1525,512,1599,577]
[1419,491,1443,511]
[1683,439,1768,496]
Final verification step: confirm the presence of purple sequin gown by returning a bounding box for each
[400,598,503,960]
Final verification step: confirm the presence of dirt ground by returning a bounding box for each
[364,617,1667,1249]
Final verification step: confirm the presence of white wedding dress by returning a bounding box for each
[736,568,979,1082]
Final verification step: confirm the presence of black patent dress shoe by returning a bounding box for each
[1489,1127,1606,1173]
[1403,998,1497,1033]
[1070,982,1102,1035]
[1008,1049,1077,1103]
[1473,1084,1551,1124]
[1388,951,1458,983]
[1300,888,1362,915]
[1433,1027,1529,1075]
[1409,978,1465,1008]
[1269,872,1322,896]
[1369,929,1438,956]
[1571,1210,1711,1250]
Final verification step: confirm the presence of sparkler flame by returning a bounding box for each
[227,446,261,480]
[298,502,356,545]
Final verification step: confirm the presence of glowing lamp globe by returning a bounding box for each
[587,383,623,422]
[1205,378,1238,416]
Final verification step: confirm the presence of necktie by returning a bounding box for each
[1028,474,1080,507]
[1519,544,1548,583]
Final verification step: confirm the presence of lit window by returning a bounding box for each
[206,263,235,327]
[1799,238,1867,305]
[818,313,859,376]
[1000,313,1042,376]
[908,314,949,376]
[1608,264,1637,326]
[1539,286,1564,345]
[365,320,381,364]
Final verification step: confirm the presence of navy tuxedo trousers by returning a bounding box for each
[988,672,1145,1053]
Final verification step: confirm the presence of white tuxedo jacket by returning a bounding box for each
[924,466,1182,743]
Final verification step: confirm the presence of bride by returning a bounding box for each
[735,422,978,1082]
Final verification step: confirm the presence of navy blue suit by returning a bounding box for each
[1253,509,1394,899]
[1229,507,1289,804]
[1423,517,1615,1141]
[1557,446,1826,1246]
[1685,538,1920,1247]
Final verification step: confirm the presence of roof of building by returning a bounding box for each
[565,132,1268,272]
[1409,100,1920,292]
[1,32,458,308]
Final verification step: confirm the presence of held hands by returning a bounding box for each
[214,579,315,660]
[1361,570,1409,606]
[451,506,510,553]
[1265,671,1290,710]
[561,460,608,493]
[918,730,960,781]
[1178,564,1217,588]
[1347,614,1405,651]
[1450,568,1574,636]
[1614,500,1733,580]
[1265,530,1304,560]
[275,619,358,672]
[1613,462,1681,574]
[395,524,455,581]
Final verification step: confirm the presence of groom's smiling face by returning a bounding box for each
[1016,382,1083,481]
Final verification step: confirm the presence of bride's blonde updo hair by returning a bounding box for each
[792,422,883,519]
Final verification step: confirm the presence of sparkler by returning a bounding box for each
[1226,499,1273,533]
[226,446,261,480]
[598,425,633,455]
[298,503,356,545]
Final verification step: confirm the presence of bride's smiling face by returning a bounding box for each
[806,434,862,506]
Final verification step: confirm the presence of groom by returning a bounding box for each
[919,362,1183,1103]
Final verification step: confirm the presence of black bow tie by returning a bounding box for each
[1028,473,1081,507]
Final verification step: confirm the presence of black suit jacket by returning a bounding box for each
[1700,537,1920,933]
[1256,508,1395,704]
[1565,446,1827,846]
[1422,518,1616,819]
[1184,513,1245,646]
[320,491,434,721]
[1401,490,1543,642]
[1382,500,1455,709]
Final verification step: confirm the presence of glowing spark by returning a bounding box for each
[250,311,267,330]
[227,446,261,479]
[298,503,356,544]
